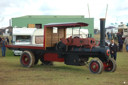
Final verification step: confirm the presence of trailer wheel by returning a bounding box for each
[89,58,103,74]
[104,58,117,72]
[20,51,35,67]
[40,57,53,65]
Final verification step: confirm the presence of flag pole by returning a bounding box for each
[105,4,108,19]
[87,4,90,18]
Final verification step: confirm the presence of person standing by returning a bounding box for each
[6,37,9,44]
[0,38,7,57]
[118,36,123,51]
[0,37,2,42]
[109,39,118,60]
[108,32,112,40]
[124,36,128,51]
[107,32,109,40]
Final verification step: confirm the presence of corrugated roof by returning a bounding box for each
[13,15,85,18]
[44,22,88,28]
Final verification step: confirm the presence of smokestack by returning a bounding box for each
[100,18,106,47]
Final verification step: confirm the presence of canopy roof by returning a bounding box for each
[105,26,116,29]
[44,22,88,28]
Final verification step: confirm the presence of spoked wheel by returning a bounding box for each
[20,51,35,67]
[104,58,116,72]
[40,57,53,65]
[89,58,103,74]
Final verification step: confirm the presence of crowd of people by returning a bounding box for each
[107,32,128,61]
[106,32,118,40]
[0,37,9,57]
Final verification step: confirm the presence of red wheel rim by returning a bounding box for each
[104,60,113,71]
[90,62,99,72]
[22,55,30,65]
[106,50,110,56]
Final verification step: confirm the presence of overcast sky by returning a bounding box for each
[0,0,128,28]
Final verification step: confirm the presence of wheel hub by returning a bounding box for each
[91,62,99,72]
[92,65,96,69]
[22,55,30,65]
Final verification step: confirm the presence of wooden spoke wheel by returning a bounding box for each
[104,58,116,72]
[89,58,103,74]
[20,51,35,67]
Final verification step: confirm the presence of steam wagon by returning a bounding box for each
[6,18,116,74]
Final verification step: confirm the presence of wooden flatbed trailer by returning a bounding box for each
[6,18,116,74]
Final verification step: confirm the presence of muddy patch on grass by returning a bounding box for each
[0,77,5,81]
[0,76,10,85]
[0,69,14,73]
[16,69,30,72]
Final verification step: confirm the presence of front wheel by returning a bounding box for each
[104,58,117,72]
[20,51,35,67]
[89,58,103,74]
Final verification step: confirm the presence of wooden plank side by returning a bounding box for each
[46,27,52,47]
[45,27,66,48]
[58,28,65,39]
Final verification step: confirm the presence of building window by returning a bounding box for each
[35,24,42,29]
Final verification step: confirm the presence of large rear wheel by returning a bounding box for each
[104,58,117,72]
[20,51,35,67]
[89,58,103,74]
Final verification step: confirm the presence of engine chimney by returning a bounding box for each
[100,18,106,47]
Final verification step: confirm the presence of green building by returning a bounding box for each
[11,15,94,37]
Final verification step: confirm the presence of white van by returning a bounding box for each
[123,28,128,37]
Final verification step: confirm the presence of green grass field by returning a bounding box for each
[0,35,128,85]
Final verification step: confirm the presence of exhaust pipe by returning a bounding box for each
[100,18,106,47]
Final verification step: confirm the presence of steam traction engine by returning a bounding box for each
[6,18,116,74]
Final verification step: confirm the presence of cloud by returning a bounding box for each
[0,0,128,28]
[0,0,45,27]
